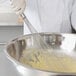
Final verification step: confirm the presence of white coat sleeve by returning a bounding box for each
[71,0,76,31]
[24,0,41,35]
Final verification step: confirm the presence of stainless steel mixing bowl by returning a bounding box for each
[5,33,76,76]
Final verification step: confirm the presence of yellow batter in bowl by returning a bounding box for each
[19,48,76,73]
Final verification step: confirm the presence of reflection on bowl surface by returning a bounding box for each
[6,33,76,74]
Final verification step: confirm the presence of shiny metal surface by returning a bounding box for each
[0,45,21,76]
[5,33,76,75]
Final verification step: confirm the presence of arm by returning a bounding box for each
[71,0,76,33]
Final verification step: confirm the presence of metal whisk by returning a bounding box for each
[10,0,51,54]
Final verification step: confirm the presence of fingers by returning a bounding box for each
[10,0,26,14]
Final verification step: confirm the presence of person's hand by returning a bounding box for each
[10,0,26,14]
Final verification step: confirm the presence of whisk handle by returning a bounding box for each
[21,13,38,33]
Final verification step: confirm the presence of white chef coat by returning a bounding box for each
[24,0,76,34]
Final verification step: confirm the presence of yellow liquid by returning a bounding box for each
[19,48,76,73]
